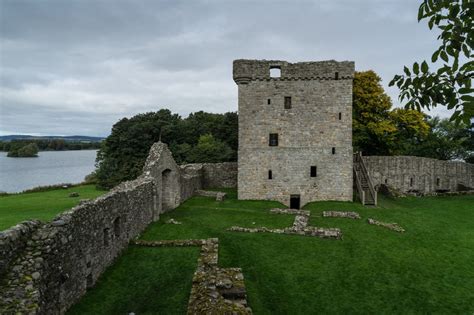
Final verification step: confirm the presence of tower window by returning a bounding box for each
[338,112,342,120]
[332,147,336,154]
[270,66,281,78]
[335,72,339,80]
[284,96,292,109]
[268,170,273,179]
[310,166,317,177]
[410,178,414,186]
[436,178,440,186]
[385,179,388,184]
[269,133,278,146]
[267,98,271,105]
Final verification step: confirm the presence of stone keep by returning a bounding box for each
[233,59,354,208]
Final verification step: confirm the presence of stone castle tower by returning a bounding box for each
[233,59,354,208]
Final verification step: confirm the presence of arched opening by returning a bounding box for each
[161,169,173,212]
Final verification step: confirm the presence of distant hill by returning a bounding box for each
[0,135,104,142]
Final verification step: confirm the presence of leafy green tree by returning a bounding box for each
[7,143,39,157]
[353,70,430,155]
[187,134,233,163]
[95,110,181,189]
[95,109,238,189]
[390,0,473,123]
[411,117,472,160]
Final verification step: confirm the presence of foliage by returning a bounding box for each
[353,70,430,155]
[0,139,101,152]
[390,0,474,123]
[70,189,474,314]
[0,185,105,230]
[410,117,473,160]
[187,134,233,163]
[7,142,39,157]
[95,109,238,189]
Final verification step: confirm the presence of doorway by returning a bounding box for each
[290,194,300,209]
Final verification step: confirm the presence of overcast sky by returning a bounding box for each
[0,0,451,137]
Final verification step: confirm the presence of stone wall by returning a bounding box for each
[234,59,354,207]
[0,142,240,314]
[0,220,41,277]
[201,162,238,188]
[362,156,474,194]
[0,176,156,314]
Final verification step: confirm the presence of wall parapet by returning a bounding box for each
[233,59,354,84]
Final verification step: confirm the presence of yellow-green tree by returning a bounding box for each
[353,70,430,155]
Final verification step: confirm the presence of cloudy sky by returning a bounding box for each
[0,0,450,137]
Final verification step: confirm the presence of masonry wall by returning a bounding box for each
[234,59,354,207]
[0,220,41,277]
[363,156,474,194]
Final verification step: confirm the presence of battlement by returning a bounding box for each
[233,59,355,84]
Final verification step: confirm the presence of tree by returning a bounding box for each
[410,117,472,160]
[353,70,430,155]
[390,0,473,123]
[95,109,181,189]
[187,134,233,163]
[95,109,239,189]
[7,143,39,157]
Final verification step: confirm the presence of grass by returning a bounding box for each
[68,189,474,314]
[0,185,105,230]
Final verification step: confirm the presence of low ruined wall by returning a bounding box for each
[201,162,238,188]
[0,176,156,314]
[363,156,474,194]
[0,220,41,277]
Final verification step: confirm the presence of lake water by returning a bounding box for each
[0,150,98,193]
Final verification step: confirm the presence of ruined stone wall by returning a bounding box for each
[362,156,474,194]
[0,177,156,314]
[234,59,354,207]
[0,142,241,314]
[0,220,41,277]
[201,162,237,188]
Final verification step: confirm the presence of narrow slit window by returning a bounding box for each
[310,166,317,177]
[332,147,336,154]
[267,98,271,105]
[338,112,342,120]
[284,96,292,109]
[410,178,414,186]
[385,179,388,184]
[113,217,120,238]
[103,228,109,246]
[335,72,339,80]
[270,66,281,78]
[268,170,273,179]
[436,178,440,186]
[269,133,278,146]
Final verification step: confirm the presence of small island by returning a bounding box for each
[7,143,39,158]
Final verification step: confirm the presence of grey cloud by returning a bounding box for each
[0,0,451,137]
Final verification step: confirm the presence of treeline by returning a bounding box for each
[0,139,102,152]
[95,110,237,188]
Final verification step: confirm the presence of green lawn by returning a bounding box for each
[0,185,105,230]
[69,189,474,314]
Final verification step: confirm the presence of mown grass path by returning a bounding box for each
[69,189,474,314]
[0,185,105,230]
